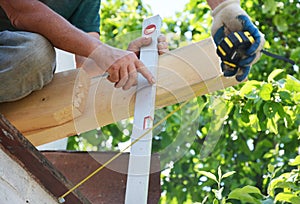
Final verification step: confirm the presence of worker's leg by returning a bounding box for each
[0,31,56,103]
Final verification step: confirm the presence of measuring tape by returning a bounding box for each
[217,31,297,70]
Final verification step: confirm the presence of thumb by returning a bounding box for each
[127,36,152,52]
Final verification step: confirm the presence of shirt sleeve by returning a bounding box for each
[69,0,101,33]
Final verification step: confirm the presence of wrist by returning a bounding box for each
[212,0,241,16]
[89,43,127,72]
[207,0,227,10]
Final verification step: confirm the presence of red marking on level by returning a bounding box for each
[144,24,156,35]
[143,116,153,130]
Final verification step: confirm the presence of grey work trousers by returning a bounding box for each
[0,31,56,103]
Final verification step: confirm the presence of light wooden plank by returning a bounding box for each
[2,38,240,146]
[0,69,90,133]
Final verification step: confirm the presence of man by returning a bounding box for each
[0,0,264,103]
[0,0,166,103]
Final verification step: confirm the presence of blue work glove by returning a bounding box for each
[211,0,265,82]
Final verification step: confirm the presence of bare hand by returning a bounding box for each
[127,34,169,57]
[157,34,169,55]
[107,34,168,90]
[92,35,168,90]
[106,50,155,90]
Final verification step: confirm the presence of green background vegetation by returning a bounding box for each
[67,0,300,203]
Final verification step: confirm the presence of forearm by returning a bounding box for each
[206,0,227,10]
[75,32,103,77]
[75,32,100,66]
[0,0,155,88]
[0,0,101,58]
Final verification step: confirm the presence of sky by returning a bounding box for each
[142,0,189,18]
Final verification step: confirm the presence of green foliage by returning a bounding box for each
[197,166,237,202]
[157,1,300,201]
[160,72,299,203]
[186,155,299,204]
[247,0,300,81]
[229,154,300,204]
[100,0,152,49]
[67,0,299,203]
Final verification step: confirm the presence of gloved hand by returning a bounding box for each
[211,0,265,81]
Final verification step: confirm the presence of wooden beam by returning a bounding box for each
[1,38,240,146]
[0,69,90,133]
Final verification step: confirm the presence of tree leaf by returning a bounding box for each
[263,102,276,118]
[240,80,261,98]
[273,15,288,32]
[268,69,285,82]
[218,166,222,182]
[228,189,260,204]
[267,118,278,134]
[291,47,300,60]
[267,177,285,197]
[288,155,300,166]
[222,171,236,179]
[267,164,275,174]
[238,186,263,195]
[275,192,300,203]
[228,186,263,204]
[285,75,300,92]
[197,171,218,183]
[259,83,273,101]
[279,91,293,105]
[262,0,277,14]
[213,198,219,204]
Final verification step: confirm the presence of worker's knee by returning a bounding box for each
[26,32,56,69]
[0,31,56,102]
